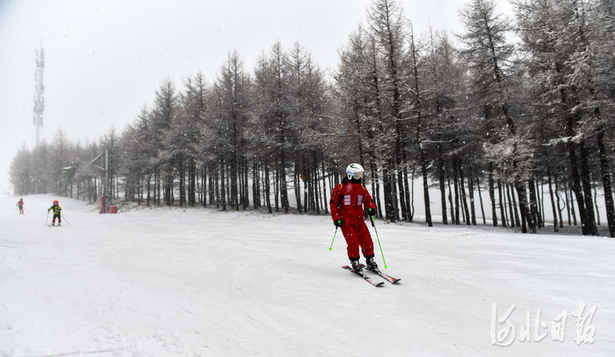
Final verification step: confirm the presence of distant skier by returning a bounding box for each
[16,198,24,214]
[330,163,378,275]
[48,200,62,226]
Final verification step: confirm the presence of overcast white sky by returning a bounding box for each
[0,0,512,196]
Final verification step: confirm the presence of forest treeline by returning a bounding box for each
[10,0,615,236]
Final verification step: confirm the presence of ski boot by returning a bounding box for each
[365,255,380,273]
[350,260,364,275]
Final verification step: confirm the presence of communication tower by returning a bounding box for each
[34,47,45,145]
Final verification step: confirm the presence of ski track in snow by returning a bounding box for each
[0,194,613,356]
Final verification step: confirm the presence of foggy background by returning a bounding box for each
[0,0,512,196]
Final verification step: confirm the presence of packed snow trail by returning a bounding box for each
[1,195,613,356]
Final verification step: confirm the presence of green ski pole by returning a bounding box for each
[370,216,388,269]
[328,226,339,250]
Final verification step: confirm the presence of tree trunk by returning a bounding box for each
[383,164,396,222]
[579,140,598,235]
[279,150,289,213]
[514,179,536,233]
[506,185,516,227]
[178,155,185,207]
[528,178,540,228]
[421,150,433,226]
[164,163,172,206]
[447,176,455,224]
[220,157,227,211]
[467,171,477,225]
[371,163,383,220]
[498,180,507,227]
[488,164,498,226]
[439,144,448,224]
[294,161,303,212]
[146,172,151,207]
[397,166,409,222]
[321,161,329,215]
[252,159,261,209]
[597,129,615,237]
[476,177,487,225]
[547,168,559,232]
[189,157,196,206]
[459,163,470,225]
[265,163,272,214]
[453,161,460,225]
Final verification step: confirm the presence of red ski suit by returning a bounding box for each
[329,178,376,260]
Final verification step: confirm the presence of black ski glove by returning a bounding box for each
[334,219,343,227]
[367,208,376,216]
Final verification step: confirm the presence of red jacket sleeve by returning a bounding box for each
[329,184,343,222]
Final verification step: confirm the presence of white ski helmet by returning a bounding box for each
[346,163,364,180]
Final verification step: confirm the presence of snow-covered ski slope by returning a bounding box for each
[1,195,613,357]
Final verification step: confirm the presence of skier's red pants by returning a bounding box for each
[341,221,374,259]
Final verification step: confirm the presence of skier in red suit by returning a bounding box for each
[330,163,379,275]
[16,198,24,214]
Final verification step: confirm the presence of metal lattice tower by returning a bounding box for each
[34,47,45,146]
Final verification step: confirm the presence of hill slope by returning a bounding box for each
[1,195,613,356]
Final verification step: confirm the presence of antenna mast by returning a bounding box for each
[34,47,45,146]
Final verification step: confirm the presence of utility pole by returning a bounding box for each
[34,46,45,146]
[104,149,110,213]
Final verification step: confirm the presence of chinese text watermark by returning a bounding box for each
[491,300,598,347]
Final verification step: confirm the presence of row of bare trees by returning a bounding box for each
[116,43,342,215]
[10,0,615,236]
[333,0,614,236]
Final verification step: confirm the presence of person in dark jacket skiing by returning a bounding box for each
[16,198,24,214]
[329,163,378,275]
[48,200,62,226]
